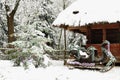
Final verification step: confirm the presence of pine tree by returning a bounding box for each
[0,1,7,47]
[8,0,55,68]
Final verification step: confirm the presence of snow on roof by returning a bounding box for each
[53,0,120,26]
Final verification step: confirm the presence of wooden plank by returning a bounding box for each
[67,26,87,32]
[91,23,120,29]
[110,43,120,56]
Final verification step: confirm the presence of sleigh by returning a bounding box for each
[66,40,116,72]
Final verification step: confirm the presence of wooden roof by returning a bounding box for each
[56,22,120,33]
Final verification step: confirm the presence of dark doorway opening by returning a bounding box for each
[106,29,120,43]
[91,29,103,44]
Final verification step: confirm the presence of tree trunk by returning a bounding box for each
[5,0,21,44]
[7,14,15,43]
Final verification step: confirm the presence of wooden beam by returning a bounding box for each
[67,26,87,33]
[64,29,67,65]
[91,23,120,29]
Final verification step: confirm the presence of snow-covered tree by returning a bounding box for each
[8,0,56,68]
[52,0,76,12]
[0,15,7,47]
[0,1,7,47]
[14,0,56,47]
[3,0,21,44]
[0,0,77,63]
[0,0,57,68]
[51,0,76,50]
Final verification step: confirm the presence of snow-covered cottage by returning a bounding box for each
[53,0,120,63]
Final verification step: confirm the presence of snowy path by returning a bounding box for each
[0,60,120,80]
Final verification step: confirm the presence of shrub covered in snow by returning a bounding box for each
[6,23,54,68]
[0,0,56,69]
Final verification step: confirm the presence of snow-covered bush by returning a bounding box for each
[2,0,56,68]
[7,23,54,68]
[0,5,8,47]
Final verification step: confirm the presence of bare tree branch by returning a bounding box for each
[12,0,21,16]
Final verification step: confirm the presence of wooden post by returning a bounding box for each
[119,23,120,51]
[103,29,106,41]
[119,23,120,43]
[64,29,67,65]
[87,25,91,44]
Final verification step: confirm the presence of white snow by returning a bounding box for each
[53,0,120,26]
[0,60,120,80]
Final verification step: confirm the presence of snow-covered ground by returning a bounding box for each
[0,60,120,80]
